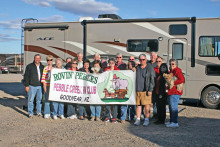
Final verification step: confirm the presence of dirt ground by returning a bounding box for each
[0,74,220,147]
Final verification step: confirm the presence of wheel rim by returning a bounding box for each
[206,91,220,105]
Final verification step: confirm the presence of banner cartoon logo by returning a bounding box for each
[97,71,133,102]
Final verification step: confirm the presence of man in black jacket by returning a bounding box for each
[24,54,44,118]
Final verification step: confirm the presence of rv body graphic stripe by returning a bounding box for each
[63,41,106,55]
[133,23,186,44]
[24,45,60,58]
[49,46,77,57]
[95,41,126,47]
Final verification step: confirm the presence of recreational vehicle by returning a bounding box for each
[23,15,220,109]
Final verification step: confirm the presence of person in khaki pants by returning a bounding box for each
[132,54,155,126]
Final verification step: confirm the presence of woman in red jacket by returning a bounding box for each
[166,59,185,128]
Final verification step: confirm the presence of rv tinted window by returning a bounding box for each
[127,39,158,52]
[169,25,187,35]
[199,36,220,57]
[172,43,183,60]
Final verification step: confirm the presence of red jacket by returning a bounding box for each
[154,66,160,77]
[105,66,120,71]
[167,67,185,96]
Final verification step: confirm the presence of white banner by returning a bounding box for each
[49,68,136,105]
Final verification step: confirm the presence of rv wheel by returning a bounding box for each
[201,86,220,109]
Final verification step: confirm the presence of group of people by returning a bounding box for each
[24,51,185,128]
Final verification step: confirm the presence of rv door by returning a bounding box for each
[168,38,188,96]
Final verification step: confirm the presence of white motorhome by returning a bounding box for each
[24,15,220,108]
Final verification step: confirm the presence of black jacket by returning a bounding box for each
[24,62,44,87]
[136,64,155,92]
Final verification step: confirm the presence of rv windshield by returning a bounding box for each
[127,39,158,52]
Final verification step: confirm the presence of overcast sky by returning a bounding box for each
[0,0,220,54]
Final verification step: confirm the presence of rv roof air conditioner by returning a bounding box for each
[98,14,122,20]
[78,17,94,22]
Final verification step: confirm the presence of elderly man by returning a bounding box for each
[133,54,155,126]
[64,57,72,70]
[77,52,83,69]
[24,54,44,118]
[148,52,158,119]
[148,52,157,68]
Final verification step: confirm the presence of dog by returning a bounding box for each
[91,67,101,74]
[163,73,184,92]
[103,88,115,98]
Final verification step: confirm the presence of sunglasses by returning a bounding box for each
[47,59,53,61]
[129,59,135,61]
[109,62,115,64]
[116,57,122,58]
[156,61,162,62]
[139,59,146,61]
[170,63,175,65]
[72,63,77,65]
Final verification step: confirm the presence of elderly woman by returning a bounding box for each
[104,58,120,123]
[52,58,65,120]
[90,60,103,121]
[166,59,185,128]
[41,55,54,119]
[126,60,136,122]
[67,59,78,119]
[78,59,92,120]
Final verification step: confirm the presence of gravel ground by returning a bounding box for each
[0,74,220,147]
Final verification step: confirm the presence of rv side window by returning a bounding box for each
[127,39,158,52]
[169,24,187,35]
[172,43,183,60]
[199,36,220,57]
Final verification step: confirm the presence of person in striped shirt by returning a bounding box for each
[41,55,54,119]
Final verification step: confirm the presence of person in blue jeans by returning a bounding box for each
[79,59,92,120]
[120,60,136,123]
[24,54,44,118]
[67,59,78,119]
[90,60,103,121]
[166,59,185,128]
[52,58,65,120]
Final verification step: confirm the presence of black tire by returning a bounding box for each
[201,86,220,109]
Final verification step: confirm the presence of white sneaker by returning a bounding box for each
[165,122,171,125]
[37,113,43,117]
[44,114,50,119]
[143,120,149,126]
[166,122,179,128]
[134,119,141,126]
[60,115,65,119]
[68,115,77,119]
[28,114,33,118]
[53,116,58,120]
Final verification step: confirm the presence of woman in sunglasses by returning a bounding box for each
[66,59,78,119]
[166,59,185,128]
[41,55,54,119]
[104,58,120,123]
